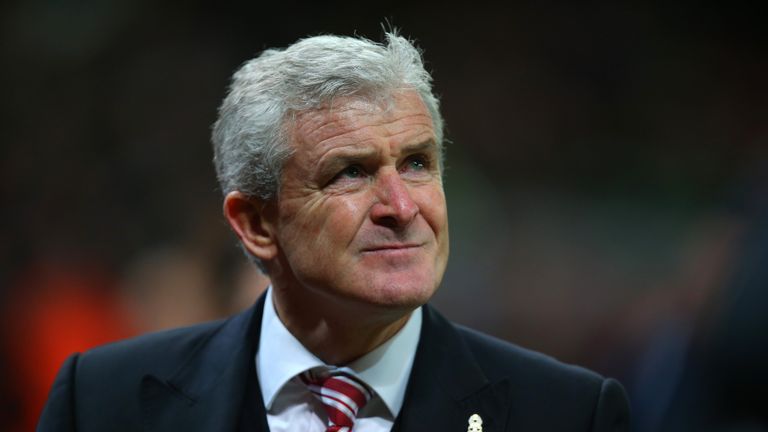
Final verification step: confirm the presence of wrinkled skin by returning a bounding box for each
[269,90,449,319]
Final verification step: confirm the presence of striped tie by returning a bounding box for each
[301,368,373,432]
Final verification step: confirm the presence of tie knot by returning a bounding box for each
[301,368,373,431]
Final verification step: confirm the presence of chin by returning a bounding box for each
[358,268,440,310]
[352,250,445,303]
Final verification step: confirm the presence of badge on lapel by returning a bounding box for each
[467,413,483,432]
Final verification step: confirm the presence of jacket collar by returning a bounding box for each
[139,296,496,432]
[392,304,496,432]
[140,294,268,432]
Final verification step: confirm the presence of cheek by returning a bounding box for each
[327,196,370,232]
[277,199,328,259]
[280,195,370,254]
[416,187,448,235]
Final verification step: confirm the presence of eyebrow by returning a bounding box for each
[319,147,378,170]
[315,139,437,178]
[399,139,438,155]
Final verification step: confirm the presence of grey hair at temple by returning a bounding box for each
[211,31,445,202]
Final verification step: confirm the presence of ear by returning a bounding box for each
[223,191,279,262]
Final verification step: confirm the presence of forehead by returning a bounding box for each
[287,91,436,157]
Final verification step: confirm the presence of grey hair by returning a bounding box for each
[211,31,444,201]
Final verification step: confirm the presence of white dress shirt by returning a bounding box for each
[256,287,422,432]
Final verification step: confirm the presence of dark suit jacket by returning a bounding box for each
[38,295,630,431]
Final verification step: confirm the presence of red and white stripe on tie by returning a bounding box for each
[301,368,373,432]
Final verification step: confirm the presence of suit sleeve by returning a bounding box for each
[590,378,631,432]
[37,354,80,432]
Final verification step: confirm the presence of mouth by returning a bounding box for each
[361,243,423,253]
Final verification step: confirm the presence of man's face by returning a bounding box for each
[269,90,449,312]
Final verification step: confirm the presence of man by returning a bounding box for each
[39,32,630,431]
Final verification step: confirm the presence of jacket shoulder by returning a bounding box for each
[67,319,228,430]
[455,324,604,387]
[453,324,630,431]
[79,318,227,379]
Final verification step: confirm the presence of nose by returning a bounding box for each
[370,170,419,229]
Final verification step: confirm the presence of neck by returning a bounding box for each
[270,285,413,366]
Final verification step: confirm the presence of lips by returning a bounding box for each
[361,243,422,252]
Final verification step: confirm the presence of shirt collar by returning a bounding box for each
[256,286,422,417]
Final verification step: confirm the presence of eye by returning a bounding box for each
[327,164,367,187]
[339,165,365,178]
[402,154,430,172]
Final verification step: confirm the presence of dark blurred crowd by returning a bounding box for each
[1,2,766,431]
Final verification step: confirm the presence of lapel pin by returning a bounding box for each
[467,413,483,432]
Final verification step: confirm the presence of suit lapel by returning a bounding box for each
[393,305,507,432]
[140,295,269,432]
[138,298,509,432]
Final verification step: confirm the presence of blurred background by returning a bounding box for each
[1,1,766,430]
